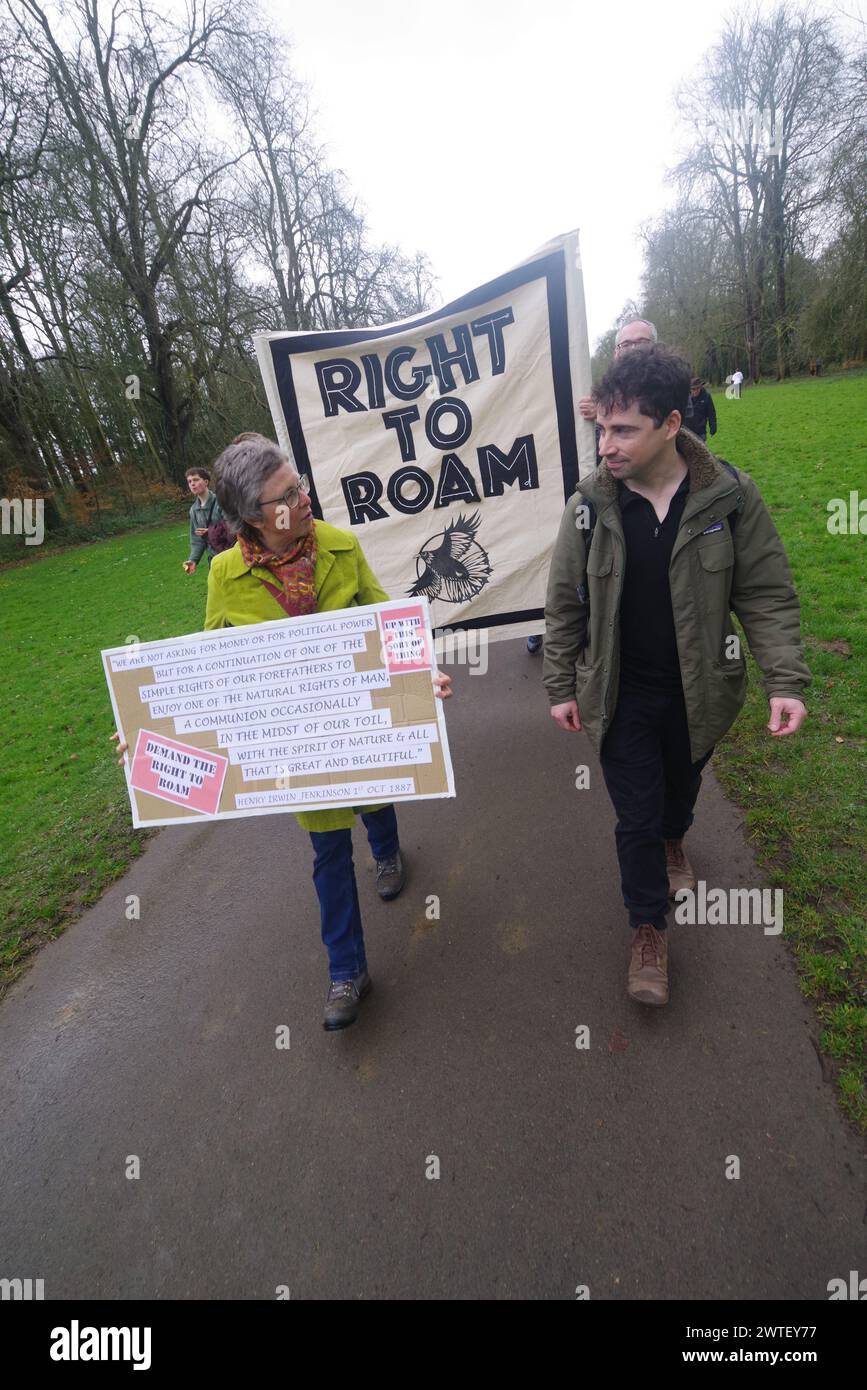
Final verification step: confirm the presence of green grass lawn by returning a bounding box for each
[0,523,206,976]
[707,373,867,1129]
[1,372,865,1126]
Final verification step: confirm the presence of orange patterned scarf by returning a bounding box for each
[238,526,318,616]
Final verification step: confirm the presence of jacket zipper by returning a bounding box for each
[599,524,624,730]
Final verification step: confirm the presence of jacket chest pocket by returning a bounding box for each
[697,539,735,601]
[696,539,734,573]
[696,540,736,639]
[586,544,615,657]
[586,548,614,579]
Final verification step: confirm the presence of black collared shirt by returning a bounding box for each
[617,472,690,689]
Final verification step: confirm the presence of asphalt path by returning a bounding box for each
[1,638,864,1300]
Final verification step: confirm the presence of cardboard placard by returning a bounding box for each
[103,598,454,828]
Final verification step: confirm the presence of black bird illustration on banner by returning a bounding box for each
[408,511,493,604]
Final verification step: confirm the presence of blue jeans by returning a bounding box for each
[308,805,400,981]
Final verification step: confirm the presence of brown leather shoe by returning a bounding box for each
[665,837,696,898]
[628,924,669,1006]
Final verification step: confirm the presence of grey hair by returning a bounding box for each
[213,433,288,541]
[617,317,658,342]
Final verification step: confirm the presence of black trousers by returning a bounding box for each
[599,679,713,930]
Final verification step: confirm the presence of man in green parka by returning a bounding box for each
[543,347,808,1006]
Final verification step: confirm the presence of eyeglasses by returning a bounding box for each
[260,475,311,510]
[614,338,653,353]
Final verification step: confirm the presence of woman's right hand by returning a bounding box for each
[110,732,129,765]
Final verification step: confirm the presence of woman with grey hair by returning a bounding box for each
[114,432,451,1030]
[208,433,452,1030]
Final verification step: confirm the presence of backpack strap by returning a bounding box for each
[715,458,741,537]
[195,492,217,532]
[575,494,597,608]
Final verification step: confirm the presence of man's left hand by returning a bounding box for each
[768,697,806,737]
[433,672,453,700]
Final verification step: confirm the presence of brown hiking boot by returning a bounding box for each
[628,924,669,1006]
[665,837,696,899]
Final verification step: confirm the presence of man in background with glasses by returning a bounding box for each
[577,317,659,426]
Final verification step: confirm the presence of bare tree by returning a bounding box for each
[0,0,437,528]
[672,4,858,379]
[211,22,435,333]
[7,0,249,476]
[0,15,70,521]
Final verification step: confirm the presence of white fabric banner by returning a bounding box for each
[255,231,595,641]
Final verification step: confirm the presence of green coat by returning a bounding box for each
[205,519,390,831]
[543,429,810,761]
[187,490,225,564]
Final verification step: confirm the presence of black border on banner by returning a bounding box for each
[268,250,579,543]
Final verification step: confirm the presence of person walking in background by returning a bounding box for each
[683,376,717,443]
[183,467,225,575]
[731,368,744,399]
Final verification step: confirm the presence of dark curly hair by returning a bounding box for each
[592,345,691,427]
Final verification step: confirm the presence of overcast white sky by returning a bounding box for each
[264,0,862,349]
